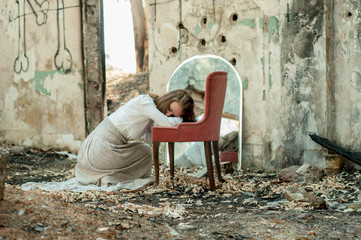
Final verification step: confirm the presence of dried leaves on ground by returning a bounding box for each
[1,147,361,239]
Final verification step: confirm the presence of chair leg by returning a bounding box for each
[152,141,160,185]
[168,142,174,178]
[204,141,216,191]
[212,141,224,183]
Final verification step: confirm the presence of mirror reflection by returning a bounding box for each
[165,54,243,171]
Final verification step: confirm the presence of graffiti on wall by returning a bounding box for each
[13,0,73,74]
[54,0,72,73]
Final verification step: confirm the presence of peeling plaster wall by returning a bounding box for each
[0,0,85,153]
[279,0,327,169]
[148,0,361,170]
[333,1,361,168]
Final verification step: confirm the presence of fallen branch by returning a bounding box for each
[309,133,361,166]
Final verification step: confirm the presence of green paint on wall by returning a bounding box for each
[268,52,272,89]
[268,16,280,43]
[263,90,266,100]
[158,28,161,33]
[78,83,83,90]
[243,77,248,89]
[34,70,81,96]
[259,18,264,28]
[34,71,58,96]
[207,22,216,29]
[178,45,182,61]
[194,24,201,35]
[238,18,256,28]
[260,57,264,70]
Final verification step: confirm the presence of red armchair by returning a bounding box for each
[152,71,227,190]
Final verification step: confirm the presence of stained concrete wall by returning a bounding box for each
[333,1,361,154]
[0,0,85,153]
[148,0,361,170]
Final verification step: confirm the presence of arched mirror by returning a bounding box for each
[166,54,243,170]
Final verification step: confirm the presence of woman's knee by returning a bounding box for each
[141,143,152,158]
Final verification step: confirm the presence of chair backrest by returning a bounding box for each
[179,71,227,141]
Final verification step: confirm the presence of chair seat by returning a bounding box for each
[152,120,221,142]
[151,126,179,142]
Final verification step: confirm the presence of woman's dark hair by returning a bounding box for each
[149,89,196,122]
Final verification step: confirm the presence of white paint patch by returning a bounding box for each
[23,135,41,147]
[1,1,18,40]
[54,134,82,153]
[23,133,82,153]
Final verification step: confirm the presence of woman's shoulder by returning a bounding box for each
[125,94,155,108]
[128,94,151,102]
[140,94,155,105]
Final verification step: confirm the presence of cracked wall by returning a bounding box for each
[148,0,361,170]
[0,0,85,153]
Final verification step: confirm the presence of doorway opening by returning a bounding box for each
[103,0,149,115]
[103,0,136,74]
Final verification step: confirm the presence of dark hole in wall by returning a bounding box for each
[202,16,207,25]
[178,22,185,29]
[221,35,226,43]
[347,11,352,17]
[197,39,207,51]
[171,47,178,54]
[230,58,237,66]
[231,13,238,21]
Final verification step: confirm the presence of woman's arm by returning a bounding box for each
[142,103,182,127]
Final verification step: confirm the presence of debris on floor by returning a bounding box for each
[0,148,9,200]
[1,146,361,239]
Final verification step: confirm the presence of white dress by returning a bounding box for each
[75,94,181,186]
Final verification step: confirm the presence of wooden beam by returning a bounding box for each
[81,0,106,135]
